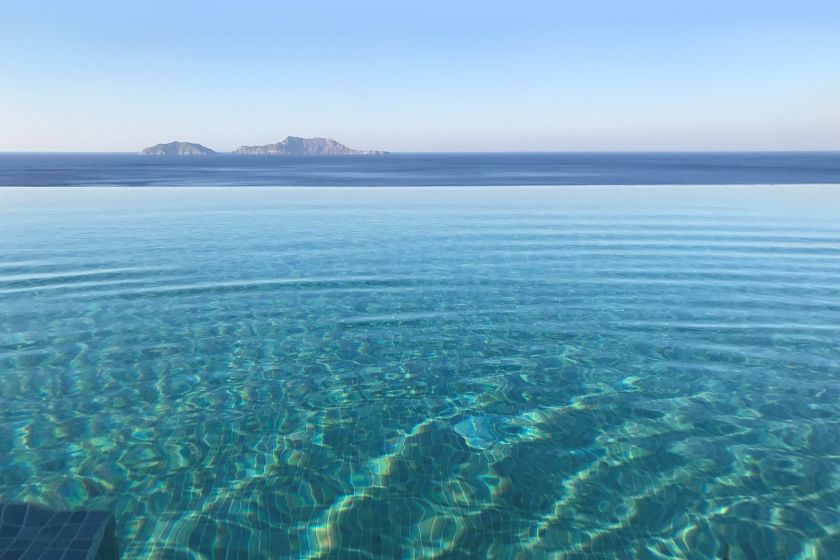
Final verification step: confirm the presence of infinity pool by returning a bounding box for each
[1,186,839,559]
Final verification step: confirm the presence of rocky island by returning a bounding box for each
[141,142,216,155]
[141,137,387,155]
[233,136,387,155]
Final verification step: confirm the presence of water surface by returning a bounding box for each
[1,186,839,559]
[0,152,839,186]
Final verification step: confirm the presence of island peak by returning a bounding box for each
[233,136,387,156]
[141,141,216,155]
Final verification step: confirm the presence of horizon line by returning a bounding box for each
[2,149,840,155]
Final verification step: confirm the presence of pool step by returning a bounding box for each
[0,503,118,560]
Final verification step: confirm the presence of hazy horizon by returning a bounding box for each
[2,0,839,152]
[3,148,840,155]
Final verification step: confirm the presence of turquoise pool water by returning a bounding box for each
[1,186,839,559]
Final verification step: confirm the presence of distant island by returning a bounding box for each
[141,141,216,155]
[234,136,387,155]
[141,137,387,156]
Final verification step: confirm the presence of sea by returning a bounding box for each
[1,152,839,559]
[1,151,839,187]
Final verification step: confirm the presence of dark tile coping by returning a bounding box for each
[0,503,118,560]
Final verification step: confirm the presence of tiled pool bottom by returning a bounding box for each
[1,186,839,559]
[0,503,118,560]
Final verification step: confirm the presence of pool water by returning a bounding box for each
[1,186,839,559]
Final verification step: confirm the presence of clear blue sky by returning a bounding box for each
[1,0,838,152]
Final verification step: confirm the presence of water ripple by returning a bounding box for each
[1,186,840,559]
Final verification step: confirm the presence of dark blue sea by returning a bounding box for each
[0,152,839,186]
[2,155,840,558]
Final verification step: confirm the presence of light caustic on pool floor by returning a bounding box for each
[1,186,839,559]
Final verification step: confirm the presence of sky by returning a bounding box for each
[1,0,839,152]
